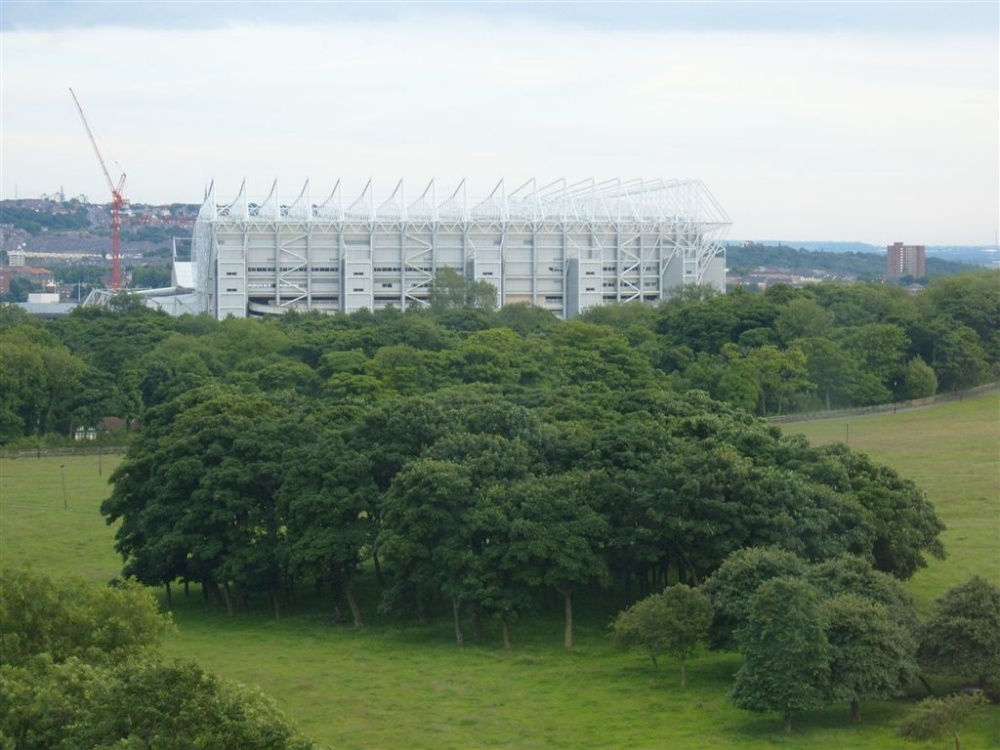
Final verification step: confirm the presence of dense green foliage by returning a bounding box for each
[1,272,996,449]
[918,576,1000,692]
[610,583,713,685]
[100,381,945,650]
[2,393,997,749]
[0,570,171,667]
[898,693,986,750]
[0,570,314,749]
[705,551,922,728]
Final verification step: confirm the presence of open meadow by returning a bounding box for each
[2,391,997,749]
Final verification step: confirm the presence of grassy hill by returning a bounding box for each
[2,391,997,749]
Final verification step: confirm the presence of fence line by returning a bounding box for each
[1,446,128,460]
[3,385,996,456]
[767,383,999,424]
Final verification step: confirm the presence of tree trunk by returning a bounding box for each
[346,575,364,627]
[784,713,792,734]
[472,610,483,642]
[679,660,686,689]
[851,699,860,723]
[270,588,281,620]
[164,581,173,610]
[221,582,234,617]
[952,730,962,750]
[502,617,511,650]
[372,549,385,588]
[918,674,935,696]
[184,579,190,598]
[563,586,574,649]
[452,597,464,645]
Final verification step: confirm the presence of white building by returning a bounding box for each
[190,178,730,319]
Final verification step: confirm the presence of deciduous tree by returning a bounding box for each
[730,577,830,733]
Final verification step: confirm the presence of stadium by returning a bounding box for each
[188,177,730,319]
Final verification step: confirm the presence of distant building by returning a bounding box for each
[886,242,925,279]
[190,178,730,319]
[0,266,54,295]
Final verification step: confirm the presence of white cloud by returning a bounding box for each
[1,14,996,244]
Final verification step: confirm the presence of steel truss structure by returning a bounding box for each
[191,177,730,319]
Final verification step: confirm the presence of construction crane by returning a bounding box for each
[69,88,126,290]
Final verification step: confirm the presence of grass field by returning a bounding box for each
[2,392,997,749]
[781,392,1000,609]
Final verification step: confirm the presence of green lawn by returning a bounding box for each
[2,393,997,749]
[781,391,1000,609]
[0,452,123,584]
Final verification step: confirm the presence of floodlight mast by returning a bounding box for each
[69,87,126,290]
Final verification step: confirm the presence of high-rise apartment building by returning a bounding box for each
[886,242,926,279]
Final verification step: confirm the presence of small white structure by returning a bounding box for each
[27,292,60,304]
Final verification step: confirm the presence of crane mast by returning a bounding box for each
[69,88,126,290]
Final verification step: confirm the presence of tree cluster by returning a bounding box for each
[706,549,920,731]
[612,557,999,735]
[0,569,314,750]
[2,271,996,451]
[101,370,945,650]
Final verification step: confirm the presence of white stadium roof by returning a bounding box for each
[198,177,731,229]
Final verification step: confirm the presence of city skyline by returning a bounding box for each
[1,1,997,246]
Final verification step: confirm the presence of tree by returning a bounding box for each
[730,577,831,733]
[930,324,991,391]
[744,344,811,415]
[282,430,371,627]
[899,693,986,750]
[803,444,945,580]
[0,657,315,750]
[774,297,834,344]
[102,387,300,616]
[703,547,807,650]
[823,594,918,722]
[611,584,712,687]
[504,471,611,648]
[378,458,476,641]
[798,337,871,410]
[919,576,1000,692]
[901,355,938,399]
[0,569,172,667]
[428,267,497,313]
[0,570,315,749]
[843,322,910,396]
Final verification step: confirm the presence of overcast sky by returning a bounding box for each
[1,1,997,245]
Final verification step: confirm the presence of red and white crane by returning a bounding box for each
[69,87,126,290]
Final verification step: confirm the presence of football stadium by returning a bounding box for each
[189,177,730,319]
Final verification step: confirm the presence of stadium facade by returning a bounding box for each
[190,178,730,319]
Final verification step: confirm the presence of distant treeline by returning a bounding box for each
[727,244,973,280]
[0,204,90,235]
